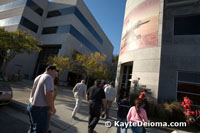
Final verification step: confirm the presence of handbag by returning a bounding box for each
[136,111,146,133]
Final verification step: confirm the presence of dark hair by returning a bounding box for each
[135,99,142,114]
[94,79,100,86]
[143,89,147,93]
[45,65,57,71]
[109,81,114,86]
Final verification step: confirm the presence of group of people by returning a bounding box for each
[71,79,117,133]
[27,65,149,133]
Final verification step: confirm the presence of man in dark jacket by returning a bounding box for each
[86,80,107,133]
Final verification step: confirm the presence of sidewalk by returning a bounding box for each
[10,80,182,133]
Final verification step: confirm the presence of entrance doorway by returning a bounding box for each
[33,45,61,78]
[119,62,133,99]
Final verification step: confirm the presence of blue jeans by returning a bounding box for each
[27,104,49,133]
[130,126,143,133]
[117,117,128,133]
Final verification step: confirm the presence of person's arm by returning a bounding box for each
[86,95,88,101]
[127,107,132,122]
[104,86,107,93]
[46,91,56,114]
[101,89,107,112]
[114,88,117,102]
[44,77,56,114]
[143,110,148,122]
[72,84,78,94]
[102,98,107,112]
[86,88,89,101]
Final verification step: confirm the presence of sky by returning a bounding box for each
[83,0,126,55]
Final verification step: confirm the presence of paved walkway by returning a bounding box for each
[10,80,184,133]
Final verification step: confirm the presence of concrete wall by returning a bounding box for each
[0,0,18,5]
[3,0,49,79]
[0,6,25,20]
[115,0,164,100]
[158,1,200,101]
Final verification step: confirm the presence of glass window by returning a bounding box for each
[26,0,44,16]
[178,71,200,83]
[174,15,200,35]
[47,10,61,18]
[20,17,38,33]
[42,26,58,34]
[47,7,75,18]
[69,25,100,52]
[74,8,103,44]
[0,0,26,12]
[41,25,100,52]
[167,0,190,3]
[57,25,71,33]
[177,71,200,105]
[60,7,75,15]
[0,16,21,27]
[46,7,103,45]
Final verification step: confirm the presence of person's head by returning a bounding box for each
[109,81,114,86]
[94,79,100,86]
[81,80,85,84]
[45,65,58,78]
[101,80,104,84]
[135,99,142,114]
[142,89,147,94]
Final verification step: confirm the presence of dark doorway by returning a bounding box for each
[118,62,133,101]
[67,72,83,87]
[33,45,61,78]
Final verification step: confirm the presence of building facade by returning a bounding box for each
[0,0,113,85]
[116,0,200,105]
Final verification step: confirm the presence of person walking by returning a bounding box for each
[86,80,107,133]
[127,99,148,133]
[99,79,105,89]
[27,66,57,133]
[72,80,87,118]
[104,82,116,119]
[117,95,131,133]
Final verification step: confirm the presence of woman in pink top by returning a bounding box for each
[127,99,148,133]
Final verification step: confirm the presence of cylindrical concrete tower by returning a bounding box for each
[115,0,164,101]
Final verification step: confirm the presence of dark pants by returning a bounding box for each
[88,100,101,132]
[27,104,50,133]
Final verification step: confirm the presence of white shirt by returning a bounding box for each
[73,82,87,98]
[104,85,116,101]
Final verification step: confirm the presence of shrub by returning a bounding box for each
[147,100,185,122]
[164,102,185,122]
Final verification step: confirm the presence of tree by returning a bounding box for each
[48,52,111,86]
[108,54,119,81]
[0,27,41,76]
[83,52,109,80]
[48,56,72,75]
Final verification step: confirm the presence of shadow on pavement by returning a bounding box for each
[10,100,78,133]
